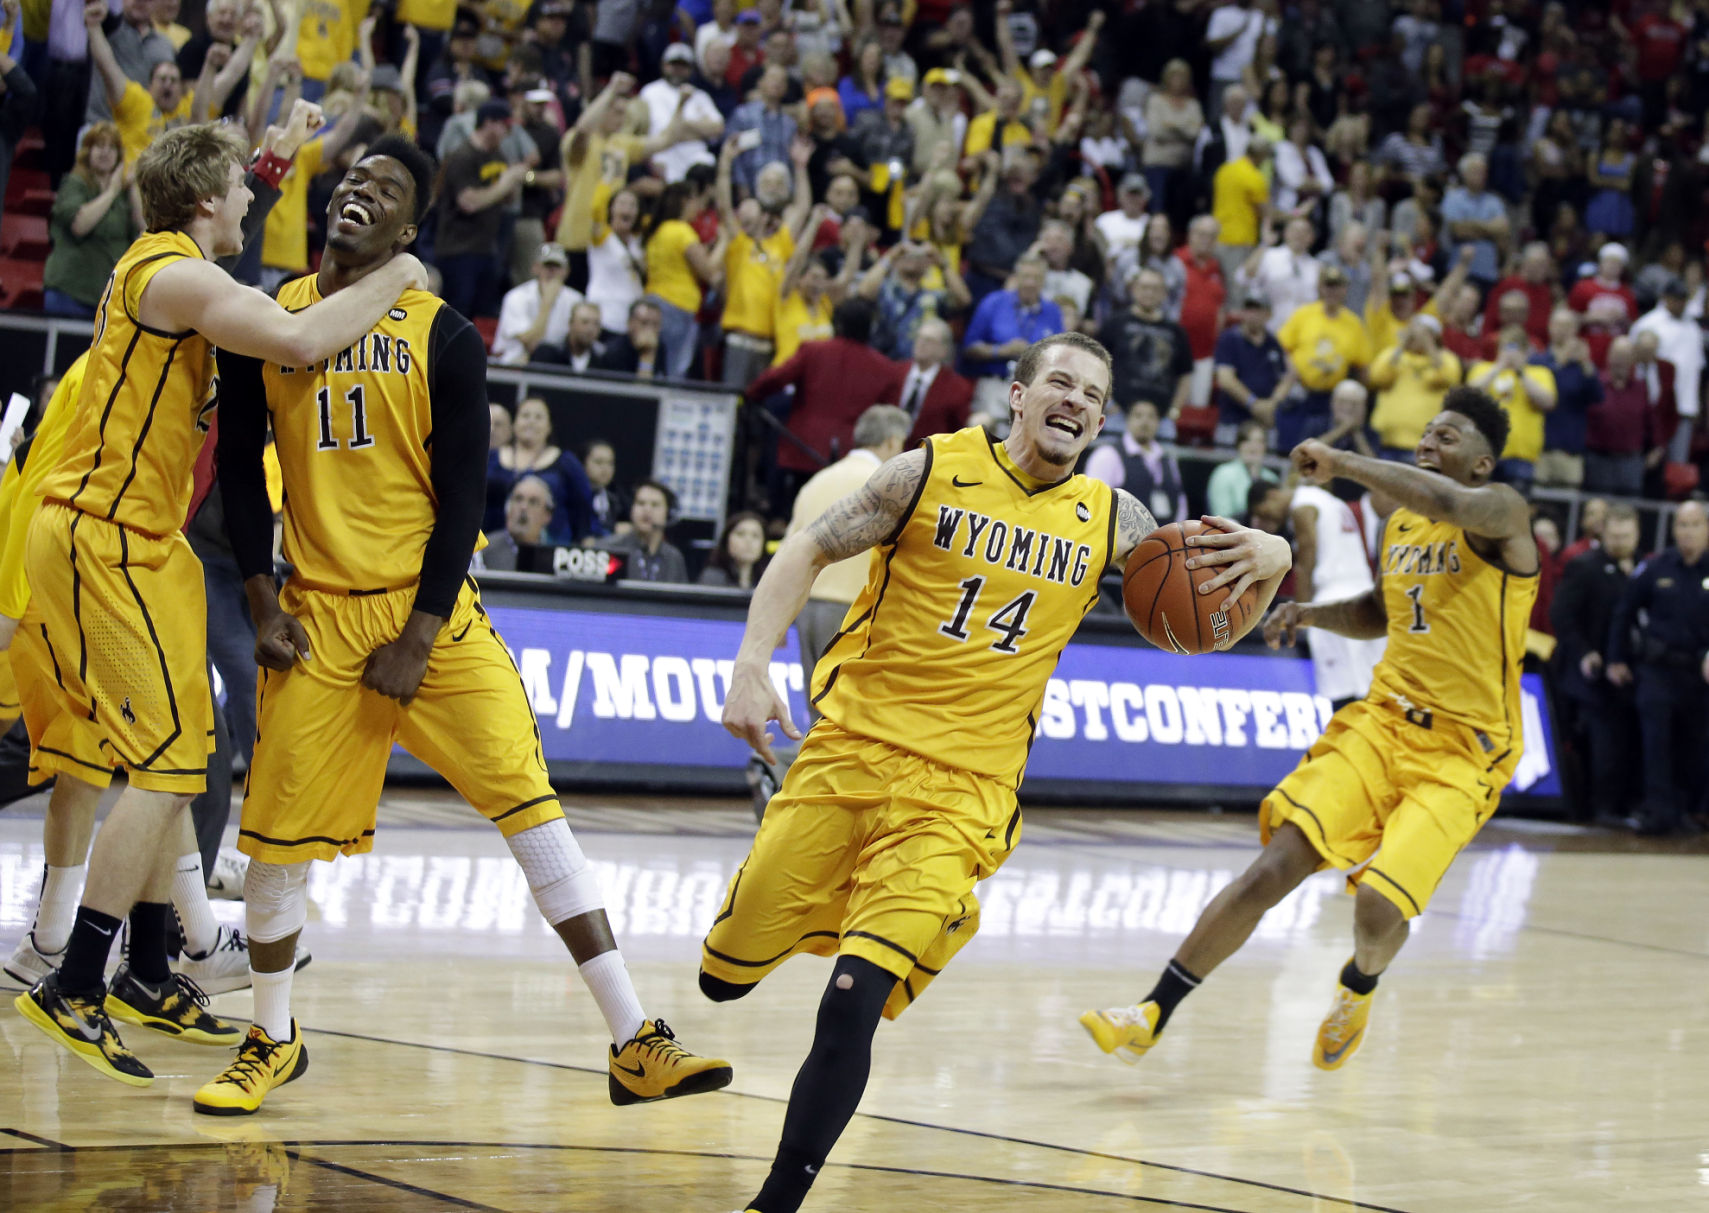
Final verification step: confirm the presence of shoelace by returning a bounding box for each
[635,1020,691,1061]
[222,1034,283,1092]
[1100,1005,1149,1030]
[217,928,248,954]
[161,973,214,1014]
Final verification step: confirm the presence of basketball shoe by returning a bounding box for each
[205,848,249,900]
[3,932,64,991]
[1312,980,1374,1071]
[105,966,244,1046]
[1079,1000,1164,1063]
[14,972,154,1086]
[174,925,311,996]
[194,1021,309,1115]
[608,1019,733,1105]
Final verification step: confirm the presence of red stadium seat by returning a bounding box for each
[1,214,50,260]
[1173,404,1219,448]
[471,314,498,352]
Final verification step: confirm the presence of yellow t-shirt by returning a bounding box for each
[474,0,531,70]
[0,353,87,619]
[646,219,703,313]
[1364,295,1441,355]
[1469,361,1556,463]
[113,80,195,167]
[1212,156,1269,246]
[298,0,369,83]
[1278,302,1372,392]
[260,137,327,274]
[723,227,794,339]
[557,131,645,252]
[1013,68,1068,127]
[1368,346,1463,451]
[20,0,51,44]
[395,0,456,30]
[963,111,1033,159]
[773,290,832,366]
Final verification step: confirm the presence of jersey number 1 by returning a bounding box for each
[316,385,375,451]
[939,576,1036,654]
[1404,584,1429,633]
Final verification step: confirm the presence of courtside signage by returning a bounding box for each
[485,606,1560,797]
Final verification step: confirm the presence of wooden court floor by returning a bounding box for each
[2,791,1705,1211]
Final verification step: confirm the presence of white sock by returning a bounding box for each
[33,863,86,953]
[578,950,646,1045]
[250,966,295,1041]
[171,853,221,956]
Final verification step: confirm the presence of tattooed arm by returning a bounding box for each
[722,449,928,761]
[1109,489,1160,567]
[1264,588,1388,647]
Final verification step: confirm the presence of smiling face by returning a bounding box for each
[1007,342,1110,471]
[1415,411,1494,485]
[326,154,419,258]
[513,398,552,447]
[609,189,639,235]
[88,136,120,178]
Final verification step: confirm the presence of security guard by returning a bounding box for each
[1607,501,1709,835]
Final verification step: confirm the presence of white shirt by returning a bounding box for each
[1271,141,1334,212]
[1291,484,1374,601]
[1250,246,1320,332]
[1044,267,1094,317]
[1206,5,1276,83]
[898,362,942,418]
[1194,112,1252,172]
[637,78,721,182]
[1631,305,1706,419]
[586,229,647,333]
[1095,210,1148,261]
[694,22,737,74]
[493,279,582,365]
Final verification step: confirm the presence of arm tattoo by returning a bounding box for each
[806,448,928,563]
[1111,489,1159,565]
[1304,588,1388,639]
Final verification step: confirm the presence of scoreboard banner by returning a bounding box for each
[440,595,1561,802]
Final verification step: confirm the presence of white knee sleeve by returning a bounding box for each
[505,819,606,925]
[244,860,310,943]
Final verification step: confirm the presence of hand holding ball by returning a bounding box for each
[1122,518,1266,654]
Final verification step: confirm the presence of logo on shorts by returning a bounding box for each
[120,697,136,725]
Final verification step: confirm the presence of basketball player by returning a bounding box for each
[1288,472,1389,711]
[711,332,1294,1213]
[193,137,731,1116]
[1082,385,1538,1071]
[14,121,428,1087]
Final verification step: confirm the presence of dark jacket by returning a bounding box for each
[1607,547,1709,667]
[1551,546,1632,678]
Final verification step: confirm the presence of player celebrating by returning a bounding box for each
[14,121,425,1087]
[194,137,731,1116]
[1082,385,1538,1071]
[711,332,1293,1213]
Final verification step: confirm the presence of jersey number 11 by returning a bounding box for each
[316,385,375,452]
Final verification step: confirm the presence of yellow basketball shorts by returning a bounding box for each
[1261,697,1518,917]
[21,502,213,794]
[701,719,1021,1020]
[238,578,562,864]
[0,646,19,730]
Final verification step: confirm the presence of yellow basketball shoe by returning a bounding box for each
[14,972,154,1086]
[608,1019,733,1105]
[1079,1001,1163,1063]
[1312,980,1375,1071]
[194,1021,309,1115]
[106,966,243,1046]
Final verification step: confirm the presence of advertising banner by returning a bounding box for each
[483,602,1561,799]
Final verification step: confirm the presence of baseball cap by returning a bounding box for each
[1598,241,1629,264]
[370,64,403,94]
[884,76,914,101]
[923,67,960,87]
[1118,171,1148,194]
[1320,264,1349,286]
[537,243,569,267]
[475,99,513,126]
[1242,292,1271,309]
[1415,314,1443,335]
[1389,271,1415,294]
[1029,49,1058,69]
[662,42,695,64]
[735,9,762,24]
[1662,274,1689,297]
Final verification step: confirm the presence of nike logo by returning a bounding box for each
[450,622,472,642]
[805,1164,819,1176]
[62,1005,103,1043]
[951,475,982,487]
[1397,524,1412,533]
[615,1061,646,1078]
[1160,614,1190,655]
[90,924,115,938]
[1320,1029,1362,1065]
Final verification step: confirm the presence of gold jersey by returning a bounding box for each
[262,277,455,593]
[1368,507,1538,748]
[813,427,1115,787]
[0,353,87,619]
[41,231,218,536]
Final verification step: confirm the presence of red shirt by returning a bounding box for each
[1567,278,1637,366]
[1588,373,1652,454]
[1176,246,1227,360]
[1633,13,1687,82]
[1481,276,1554,346]
[1442,325,1483,364]
[727,43,764,91]
[746,337,904,472]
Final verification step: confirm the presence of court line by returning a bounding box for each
[309,1027,1412,1213]
[0,1127,68,1149]
[286,1149,507,1211]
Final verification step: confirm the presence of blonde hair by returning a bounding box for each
[73,122,123,187]
[136,122,250,233]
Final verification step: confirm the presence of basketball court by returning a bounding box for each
[2,789,1703,1211]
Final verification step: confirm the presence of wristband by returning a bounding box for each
[251,149,293,190]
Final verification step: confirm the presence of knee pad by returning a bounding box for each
[244,860,310,943]
[699,971,756,1003]
[505,819,605,924]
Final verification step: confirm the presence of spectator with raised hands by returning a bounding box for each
[587,188,649,339]
[646,178,727,378]
[993,0,1103,128]
[716,133,813,389]
[859,234,967,359]
[42,123,141,319]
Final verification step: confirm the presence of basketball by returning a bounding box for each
[1122,520,1259,654]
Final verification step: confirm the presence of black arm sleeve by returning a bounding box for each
[416,308,492,619]
[215,350,278,583]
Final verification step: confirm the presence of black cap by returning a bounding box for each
[842,205,873,225]
[1663,274,1689,297]
[475,99,513,127]
[1242,292,1271,309]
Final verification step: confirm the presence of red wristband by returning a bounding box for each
[251,149,293,190]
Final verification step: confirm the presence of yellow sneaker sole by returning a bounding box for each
[105,991,244,1047]
[14,990,154,1087]
[192,1041,309,1116]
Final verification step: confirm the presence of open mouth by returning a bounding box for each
[1045,416,1083,438]
[338,199,377,228]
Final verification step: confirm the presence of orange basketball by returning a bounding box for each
[1122,520,1259,654]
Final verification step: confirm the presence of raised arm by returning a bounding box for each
[83,1,129,112]
[714,133,739,228]
[782,135,814,234]
[992,0,1022,76]
[781,203,829,298]
[1058,10,1104,81]
[142,254,427,367]
[202,9,265,118]
[1291,500,1319,604]
[722,448,928,760]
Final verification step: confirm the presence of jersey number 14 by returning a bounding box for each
[316,385,375,452]
[939,576,1036,654]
